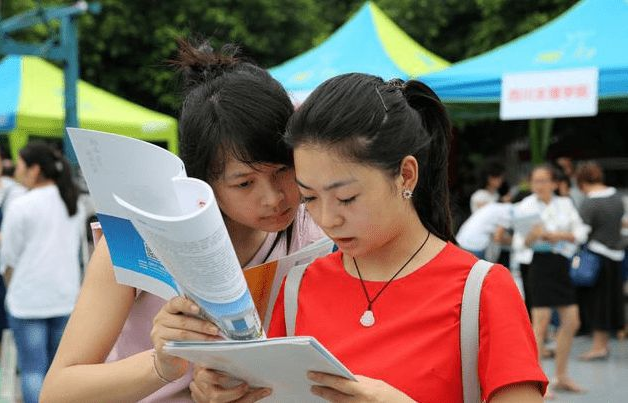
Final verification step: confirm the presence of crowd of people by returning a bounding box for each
[0,38,625,403]
[456,157,628,397]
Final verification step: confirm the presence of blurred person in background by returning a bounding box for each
[469,160,506,213]
[0,147,26,346]
[0,142,83,403]
[456,201,512,262]
[512,164,588,394]
[555,157,585,209]
[575,161,625,360]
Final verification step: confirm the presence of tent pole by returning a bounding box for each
[529,119,554,165]
[61,15,79,164]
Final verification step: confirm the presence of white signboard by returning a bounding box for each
[500,67,598,120]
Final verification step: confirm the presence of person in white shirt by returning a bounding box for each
[0,142,83,403]
[512,164,588,395]
[456,202,512,261]
[0,151,26,345]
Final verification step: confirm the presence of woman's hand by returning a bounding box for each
[150,296,223,382]
[308,372,414,402]
[525,224,545,247]
[190,366,271,402]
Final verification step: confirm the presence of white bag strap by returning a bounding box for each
[284,264,309,337]
[460,259,493,403]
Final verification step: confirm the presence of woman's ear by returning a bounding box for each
[29,164,43,184]
[398,155,419,192]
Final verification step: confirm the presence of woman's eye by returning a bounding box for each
[236,181,252,189]
[275,165,290,174]
[301,196,316,204]
[339,196,357,206]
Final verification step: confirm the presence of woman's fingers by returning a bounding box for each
[190,379,249,402]
[151,297,222,350]
[191,368,273,402]
[163,296,201,316]
[153,314,221,339]
[191,367,272,403]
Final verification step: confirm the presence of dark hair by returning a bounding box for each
[19,142,79,216]
[285,73,454,242]
[0,145,16,177]
[575,161,604,186]
[171,38,294,183]
[511,189,532,204]
[482,160,505,187]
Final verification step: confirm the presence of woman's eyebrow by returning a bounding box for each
[296,178,357,191]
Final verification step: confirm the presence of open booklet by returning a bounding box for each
[164,336,355,403]
[512,212,542,236]
[68,128,334,338]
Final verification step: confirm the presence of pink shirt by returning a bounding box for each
[105,205,324,402]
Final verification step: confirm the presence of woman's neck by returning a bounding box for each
[344,215,446,281]
[224,218,269,266]
[537,193,553,204]
[29,179,55,190]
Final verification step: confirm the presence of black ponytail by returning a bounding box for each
[286,73,455,242]
[19,142,79,216]
[401,81,454,242]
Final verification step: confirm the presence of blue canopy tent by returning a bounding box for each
[422,0,628,120]
[269,2,449,104]
[420,0,628,162]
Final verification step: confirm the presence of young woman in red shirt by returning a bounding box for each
[190,73,549,402]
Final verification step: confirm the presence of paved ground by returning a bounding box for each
[541,335,628,402]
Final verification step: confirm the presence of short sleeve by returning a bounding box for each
[478,265,548,400]
[470,190,494,213]
[267,281,288,338]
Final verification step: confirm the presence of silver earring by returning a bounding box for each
[402,189,413,199]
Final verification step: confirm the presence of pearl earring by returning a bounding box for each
[402,189,413,199]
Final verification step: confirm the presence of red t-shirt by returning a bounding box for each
[268,243,548,402]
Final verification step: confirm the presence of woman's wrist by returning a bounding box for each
[151,350,177,384]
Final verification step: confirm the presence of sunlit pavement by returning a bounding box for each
[541,335,628,402]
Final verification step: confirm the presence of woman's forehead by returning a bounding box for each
[222,157,282,178]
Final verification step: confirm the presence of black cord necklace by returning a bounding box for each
[353,231,430,327]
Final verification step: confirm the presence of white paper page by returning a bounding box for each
[115,177,263,340]
[68,128,185,298]
[68,128,184,218]
[164,336,354,403]
[512,213,542,236]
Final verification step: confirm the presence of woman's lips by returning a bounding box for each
[333,237,357,248]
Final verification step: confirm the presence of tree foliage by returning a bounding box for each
[1,0,577,116]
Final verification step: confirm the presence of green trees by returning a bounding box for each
[1,0,577,115]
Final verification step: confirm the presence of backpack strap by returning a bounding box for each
[460,259,493,403]
[284,264,309,337]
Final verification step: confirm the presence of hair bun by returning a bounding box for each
[171,38,242,91]
[402,80,442,111]
[387,78,405,91]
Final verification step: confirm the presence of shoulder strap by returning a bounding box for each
[460,259,493,403]
[284,263,309,337]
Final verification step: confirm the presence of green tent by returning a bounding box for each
[0,55,178,157]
